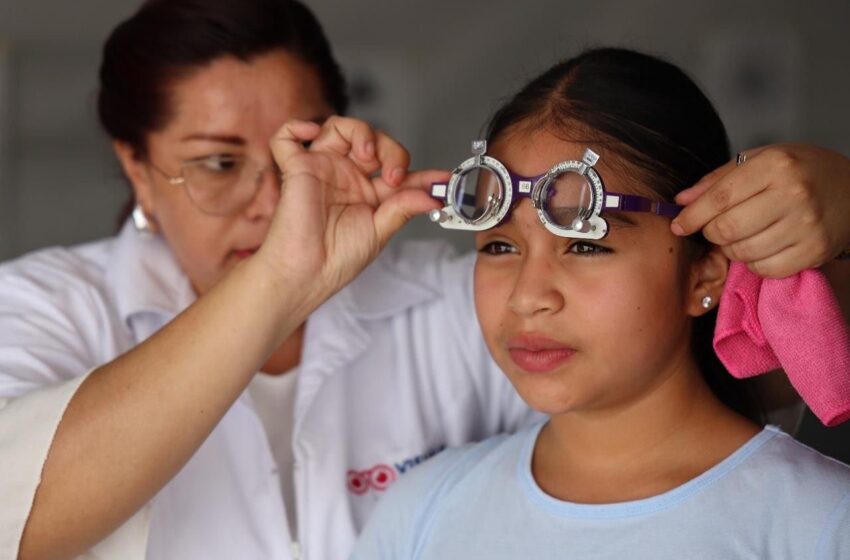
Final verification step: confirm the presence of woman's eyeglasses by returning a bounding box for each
[148,155,280,216]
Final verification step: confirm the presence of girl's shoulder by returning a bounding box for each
[352,424,540,558]
[734,427,850,554]
[394,423,537,498]
[372,423,538,511]
[749,426,850,490]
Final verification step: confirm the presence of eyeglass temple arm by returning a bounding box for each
[603,192,682,218]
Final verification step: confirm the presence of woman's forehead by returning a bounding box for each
[159,51,332,141]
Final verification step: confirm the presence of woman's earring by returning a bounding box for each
[701,295,714,309]
[132,204,153,234]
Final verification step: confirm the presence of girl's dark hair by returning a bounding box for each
[98,0,348,158]
[487,47,764,424]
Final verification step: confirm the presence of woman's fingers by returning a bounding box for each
[720,218,796,265]
[307,116,413,183]
[269,120,321,179]
[674,143,850,275]
[306,116,418,188]
[311,116,377,160]
[672,166,768,236]
[676,146,771,206]
[367,168,451,208]
[675,162,735,206]
[672,146,777,235]
[747,242,818,279]
[270,119,322,169]
[399,169,452,192]
[312,121,412,187]
[700,187,791,247]
[374,130,411,186]
[372,170,451,246]
[373,189,442,247]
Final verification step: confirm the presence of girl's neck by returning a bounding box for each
[532,360,759,504]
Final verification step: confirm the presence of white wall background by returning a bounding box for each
[1,0,848,257]
[0,0,848,456]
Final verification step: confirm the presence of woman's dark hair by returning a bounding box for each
[99,0,348,225]
[99,0,347,156]
[487,47,764,424]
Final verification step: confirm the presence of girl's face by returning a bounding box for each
[474,129,701,417]
[117,50,333,294]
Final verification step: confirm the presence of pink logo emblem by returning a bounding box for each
[346,464,398,495]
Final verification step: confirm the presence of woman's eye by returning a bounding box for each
[567,241,610,256]
[479,241,517,255]
[199,156,241,173]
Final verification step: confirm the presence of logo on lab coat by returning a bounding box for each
[346,444,446,495]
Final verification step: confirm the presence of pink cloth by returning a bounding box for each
[713,262,850,427]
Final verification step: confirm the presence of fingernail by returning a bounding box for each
[671,221,685,236]
[364,141,375,158]
[390,167,404,184]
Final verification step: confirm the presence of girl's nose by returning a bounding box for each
[507,253,565,318]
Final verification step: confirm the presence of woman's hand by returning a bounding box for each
[261,116,447,302]
[671,144,850,278]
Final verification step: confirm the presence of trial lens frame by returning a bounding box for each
[429,141,682,240]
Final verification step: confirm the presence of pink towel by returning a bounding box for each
[713,262,850,427]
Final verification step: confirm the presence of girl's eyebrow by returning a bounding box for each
[606,211,638,228]
[180,133,245,145]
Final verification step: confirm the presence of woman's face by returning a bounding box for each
[474,129,700,418]
[121,50,334,294]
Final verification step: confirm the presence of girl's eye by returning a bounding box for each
[567,241,611,256]
[479,241,517,255]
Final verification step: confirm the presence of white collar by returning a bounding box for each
[106,222,196,327]
[342,242,441,320]
[105,222,440,327]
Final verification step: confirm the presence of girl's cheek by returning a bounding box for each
[474,273,507,331]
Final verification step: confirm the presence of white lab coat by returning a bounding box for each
[0,223,539,559]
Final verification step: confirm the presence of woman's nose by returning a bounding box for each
[242,164,281,220]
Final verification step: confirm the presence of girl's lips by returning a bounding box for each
[508,348,575,373]
[507,334,576,373]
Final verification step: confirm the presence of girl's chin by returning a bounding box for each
[506,377,582,416]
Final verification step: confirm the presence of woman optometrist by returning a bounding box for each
[0,2,537,559]
[1,3,849,560]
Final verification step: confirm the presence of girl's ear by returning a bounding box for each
[113,140,158,231]
[686,246,729,317]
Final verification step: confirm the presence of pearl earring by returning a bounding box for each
[701,295,713,309]
[132,204,153,234]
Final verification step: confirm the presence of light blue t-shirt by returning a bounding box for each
[352,423,850,559]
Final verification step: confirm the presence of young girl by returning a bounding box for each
[350,48,850,558]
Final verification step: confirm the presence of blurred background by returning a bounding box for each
[0,0,848,459]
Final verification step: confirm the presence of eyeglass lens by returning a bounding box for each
[182,157,263,214]
[543,171,594,232]
[454,167,502,221]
